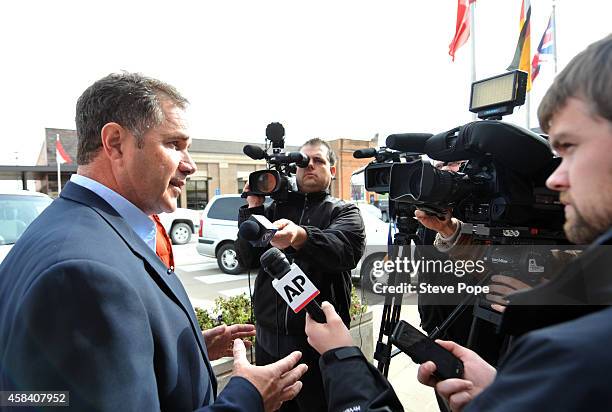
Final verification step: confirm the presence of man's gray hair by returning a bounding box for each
[75,72,188,165]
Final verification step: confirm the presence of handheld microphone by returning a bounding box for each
[353,148,377,159]
[243,144,267,160]
[238,215,277,247]
[260,248,327,323]
[385,133,433,153]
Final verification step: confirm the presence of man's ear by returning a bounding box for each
[330,165,337,178]
[100,122,126,160]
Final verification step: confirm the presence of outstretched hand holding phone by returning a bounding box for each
[417,340,496,412]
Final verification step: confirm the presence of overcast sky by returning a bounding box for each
[1,0,610,165]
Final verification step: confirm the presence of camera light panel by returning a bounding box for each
[469,70,527,116]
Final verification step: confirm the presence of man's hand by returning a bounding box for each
[271,219,307,250]
[414,209,458,238]
[243,183,265,208]
[417,340,496,412]
[232,339,308,412]
[305,301,353,354]
[487,275,532,313]
[203,324,255,361]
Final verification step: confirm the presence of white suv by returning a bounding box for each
[158,208,201,245]
[196,195,251,274]
[0,191,53,263]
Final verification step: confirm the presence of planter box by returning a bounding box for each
[212,309,374,392]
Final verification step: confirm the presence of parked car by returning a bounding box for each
[158,208,201,245]
[352,204,390,290]
[197,194,272,274]
[0,190,53,263]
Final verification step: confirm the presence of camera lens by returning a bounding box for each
[255,172,278,194]
[375,170,390,186]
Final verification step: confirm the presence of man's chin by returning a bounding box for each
[160,194,179,213]
[564,221,598,245]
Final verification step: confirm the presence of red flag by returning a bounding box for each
[55,135,72,164]
[449,0,475,61]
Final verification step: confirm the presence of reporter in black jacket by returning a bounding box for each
[306,301,403,412]
[236,138,366,411]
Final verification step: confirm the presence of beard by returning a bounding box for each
[564,204,605,244]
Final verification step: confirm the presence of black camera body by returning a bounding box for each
[243,123,309,201]
[358,71,564,235]
[386,121,564,231]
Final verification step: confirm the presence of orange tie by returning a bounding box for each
[150,214,175,269]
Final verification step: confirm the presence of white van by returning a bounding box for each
[196,195,253,274]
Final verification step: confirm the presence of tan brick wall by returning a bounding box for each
[220,163,238,194]
[328,139,375,200]
[207,163,220,199]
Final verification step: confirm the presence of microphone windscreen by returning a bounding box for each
[385,133,433,153]
[260,247,285,276]
[265,123,285,144]
[243,145,266,160]
[353,148,377,158]
[238,220,261,241]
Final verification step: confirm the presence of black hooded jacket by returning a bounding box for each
[235,190,365,334]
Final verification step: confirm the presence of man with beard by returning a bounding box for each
[305,34,612,412]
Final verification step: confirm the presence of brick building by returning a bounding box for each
[7,128,374,210]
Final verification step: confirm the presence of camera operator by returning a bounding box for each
[236,138,366,411]
[415,164,549,316]
[414,161,471,345]
[305,34,612,411]
[415,160,509,369]
[416,33,612,411]
[414,160,502,412]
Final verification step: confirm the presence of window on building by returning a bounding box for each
[187,179,208,210]
[237,177,247,194]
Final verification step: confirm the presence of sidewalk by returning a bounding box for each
[370,304,440,412]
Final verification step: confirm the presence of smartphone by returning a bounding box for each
[391,320,464,380]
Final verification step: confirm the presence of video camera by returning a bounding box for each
[364,71,569,377]
[358,70,564,236]
[242,122,309,201]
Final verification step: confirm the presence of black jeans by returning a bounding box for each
[256,326,328,412]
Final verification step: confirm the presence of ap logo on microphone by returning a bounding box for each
[271,264,320,313]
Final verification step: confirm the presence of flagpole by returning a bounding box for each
[56,134,62,195]
[470,0,477,119]
[552,0,558,74]
[525,0,531,130]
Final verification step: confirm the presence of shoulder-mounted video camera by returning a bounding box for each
[356,70,565,239]
[242,122,309,201]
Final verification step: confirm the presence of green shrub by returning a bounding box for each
[194,288,367,331]
[349,286,368,321]
[194,293,254,331]
[214,293,253,327]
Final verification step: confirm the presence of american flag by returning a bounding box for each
[531,14,555,82]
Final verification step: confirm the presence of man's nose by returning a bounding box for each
[179,151,197,175]
[546,160,568,192]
